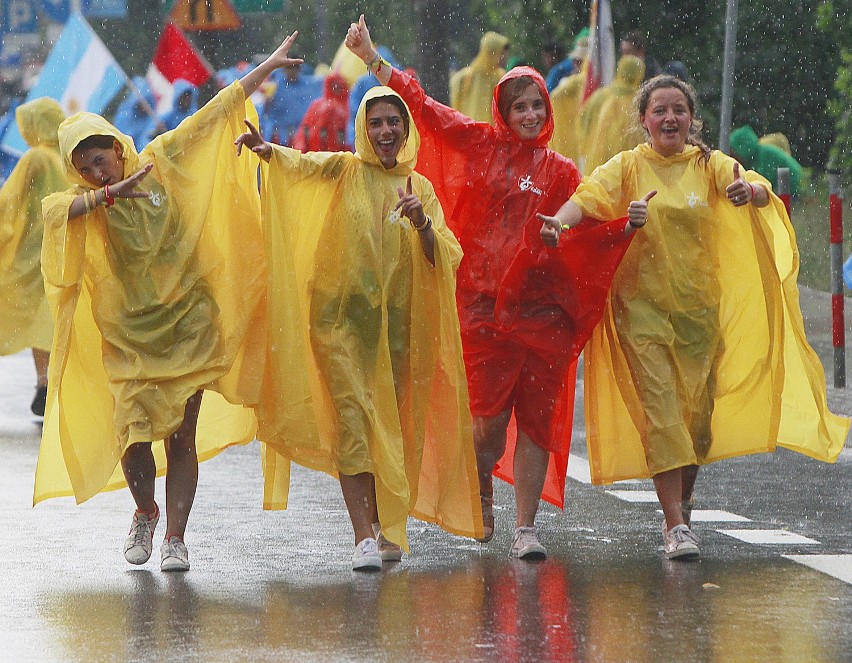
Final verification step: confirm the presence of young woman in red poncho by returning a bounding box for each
[346,15,636,559]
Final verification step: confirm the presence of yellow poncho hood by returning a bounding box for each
[56,111,141,189]
[353,85,420,172]
[257,86,482,549]
[17,97,65,148]
[0,98,67,355]
[471,32,510,72]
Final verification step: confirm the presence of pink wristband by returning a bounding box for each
[748,182,757,201]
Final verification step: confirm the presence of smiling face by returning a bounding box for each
[640,86,692,157]
[366,100,407,169]
[71,139,124,187]
[505,83,547,141]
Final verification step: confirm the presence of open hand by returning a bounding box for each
[110,163,153,199]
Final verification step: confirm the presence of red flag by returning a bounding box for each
[146,22,213,113]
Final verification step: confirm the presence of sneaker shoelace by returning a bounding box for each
[128,518,153,548]
[514,527,538,548]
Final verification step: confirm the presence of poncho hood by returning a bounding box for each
[323,72,349,103]
[354,86,419,174]
[729,125,759,160]
[57,112,141,189]
[16,97,66,149]
[492,66,554,147]
[638,141,702,164]
[613,55,645,91]
[472,31,510,72]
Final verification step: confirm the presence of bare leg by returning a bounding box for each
[681,464,699,502]
[653,467,687,531]
[32,348,49,386]
[473,410,512,494]
[513,429,549,527]
[121,442,157,514]
[340,472,377,545]
[163,391,203,540]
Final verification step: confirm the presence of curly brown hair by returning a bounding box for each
[634,74,711,165]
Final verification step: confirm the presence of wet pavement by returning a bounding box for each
[1,285,851,662]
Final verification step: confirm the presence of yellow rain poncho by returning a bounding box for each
[35,81,267,505]
[0,98,67,355]
[549,71,585,164]
[572,144,848,483]
[582,55,645,175]
[449,32,509,124]
[257,86,482,549]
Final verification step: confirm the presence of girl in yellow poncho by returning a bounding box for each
[0,98,67,416]
[35,34,304,572]
[235,85,481,571]
[540,75,848,560]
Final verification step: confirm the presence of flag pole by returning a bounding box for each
[718,0,738,152]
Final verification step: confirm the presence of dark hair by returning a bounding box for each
[72,134,116,156]
[634,74,711,165]
[365,94,410,142]
[622,30,647,52]
[497,75,543,124]
[542,42,565,60]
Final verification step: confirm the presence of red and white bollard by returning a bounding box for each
[777,167,791,219]
[829,170,845,388]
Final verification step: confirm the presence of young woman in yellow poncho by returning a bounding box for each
[35,34,304,572]
[540,75,848,560]
[235,85,481,571]
[0,98,67,416]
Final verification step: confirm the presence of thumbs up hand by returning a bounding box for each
[726,162,754,207]
[626,189,657,230]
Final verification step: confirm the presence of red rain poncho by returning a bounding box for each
[388,66,633,506]
[292,72,350,153]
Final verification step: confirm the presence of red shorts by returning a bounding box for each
[462,308,573,449]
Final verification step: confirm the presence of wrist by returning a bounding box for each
[748,182,757,201]
[414,215,432,232]
[628,218,645,229]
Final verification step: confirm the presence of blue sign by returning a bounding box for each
[84,0,127,18]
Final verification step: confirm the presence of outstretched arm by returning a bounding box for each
[67,164,153,220]
[345,15,392,86]
[239,31,304,98]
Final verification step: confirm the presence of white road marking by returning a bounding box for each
[783,555,852,585]
[656,509,752,522]
[606,490,659,503]
[717,529,821,545]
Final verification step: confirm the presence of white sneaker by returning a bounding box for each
[124,505,159,565]
[509,526,547,560]
[161,536,190,572]
[352,537,382,571]
[663,524,700,560]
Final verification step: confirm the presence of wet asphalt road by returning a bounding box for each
[1,285,850,662]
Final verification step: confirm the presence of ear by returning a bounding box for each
[113,139,124,160]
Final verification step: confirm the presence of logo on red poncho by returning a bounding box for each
[519,175,542,196]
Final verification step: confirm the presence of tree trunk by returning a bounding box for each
[412,0,449,104]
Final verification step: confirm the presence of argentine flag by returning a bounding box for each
[1,12,127,157]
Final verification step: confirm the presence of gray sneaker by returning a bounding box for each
[124,506,159,565]
[352,537,382,571]
[663,524,700,560]
[509,526,547,560]
[160,536,190,572]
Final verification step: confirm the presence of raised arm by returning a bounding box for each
[239,31,304,98]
